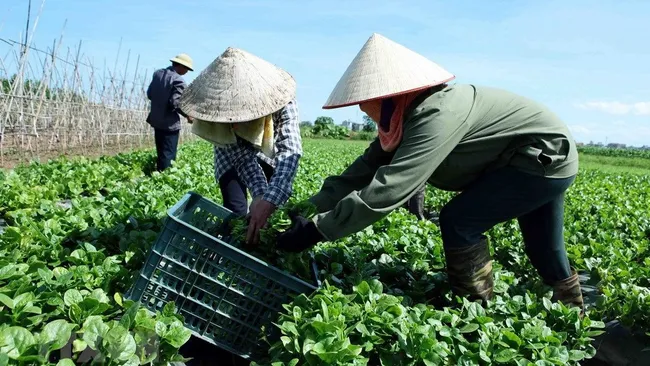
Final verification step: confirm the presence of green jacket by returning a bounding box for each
[309,84,579,241]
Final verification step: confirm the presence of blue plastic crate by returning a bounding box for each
[126,191,319,360]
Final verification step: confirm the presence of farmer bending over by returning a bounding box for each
[180,47,302,247]
[276,33,584,313]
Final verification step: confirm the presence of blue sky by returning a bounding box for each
[2,0,650,146]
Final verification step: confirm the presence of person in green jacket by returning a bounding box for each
[275,33,584,313]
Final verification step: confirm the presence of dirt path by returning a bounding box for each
[0,134,198,170]
[0,143,154,170]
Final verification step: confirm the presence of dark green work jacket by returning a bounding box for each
[309,84,579,241]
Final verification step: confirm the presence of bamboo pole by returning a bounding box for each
[0,15,159,165]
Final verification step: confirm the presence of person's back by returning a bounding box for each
[421,84,579,190]
[470,84,578,173]
[147,66,185,131]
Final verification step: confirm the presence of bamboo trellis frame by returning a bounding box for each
[0,2,195,165]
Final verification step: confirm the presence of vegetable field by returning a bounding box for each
[1,139,649,365]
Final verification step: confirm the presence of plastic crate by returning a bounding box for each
[126,191,320,360]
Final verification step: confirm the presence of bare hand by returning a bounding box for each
[187,116,194,124]
[246,197,276,247]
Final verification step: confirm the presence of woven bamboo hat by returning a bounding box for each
[323,33,455,109]
[180,47,296,123]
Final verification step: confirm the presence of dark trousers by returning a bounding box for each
[219,160,274,216]
[154,128,180,171]
[438,166,575,283]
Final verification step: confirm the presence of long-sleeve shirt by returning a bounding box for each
[146,66,188,131]
[213,99,302,207]
[309,84,579,241]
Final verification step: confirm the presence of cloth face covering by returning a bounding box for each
[191,115,275,158]
[361,90,426,152]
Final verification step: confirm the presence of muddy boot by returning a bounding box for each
[551,268,585,316]
[444,238,494,303]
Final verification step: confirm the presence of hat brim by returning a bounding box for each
[170,58,194,71]
[321,78,455,109]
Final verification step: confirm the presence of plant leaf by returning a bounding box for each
[460,323,480,333]
[81,315,108,349]
[64,289,83,307]
[39,319,77,351]
[72,339,87,353]
[0,294,14,309]
[163,324,192,348]
[0,327,36,359]
[102,324,137,361]
[494,348,519,363]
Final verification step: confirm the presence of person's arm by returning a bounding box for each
[312,107,470,241]
[220,141,269,199]
[146,72,155,101]
[308,137,394,213]
[168,76,189,118]
[261,100,303,207]
[216,99,304,208]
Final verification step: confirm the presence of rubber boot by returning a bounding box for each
[405,186,426,220]
[444,238,494,303]
[550,268,585,316]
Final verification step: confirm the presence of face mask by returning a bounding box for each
[379,98,395,132]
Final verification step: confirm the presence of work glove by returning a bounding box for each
[276,214,323,253]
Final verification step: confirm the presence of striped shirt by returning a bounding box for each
[213,99,302,207]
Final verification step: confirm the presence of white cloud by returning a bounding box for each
[633,102,650,115]
[575,101,650,115]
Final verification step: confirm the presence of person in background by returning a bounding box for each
[146,53,194,172]
[275,33,585,314]
[179,47,302,247]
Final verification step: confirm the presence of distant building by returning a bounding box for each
[351,122,362,131]
[607,143,626,149]
[341,120,351,129]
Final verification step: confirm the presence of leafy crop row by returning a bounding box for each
[256,280,602,365]
[577,146,650,159]
[1,139,649,365]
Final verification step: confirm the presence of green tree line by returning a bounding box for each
[300,116,378,141]
[1,75,86,102]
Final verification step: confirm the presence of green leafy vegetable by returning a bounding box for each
[0,139,648,365]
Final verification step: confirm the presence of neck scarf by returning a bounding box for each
[191,114,275,158]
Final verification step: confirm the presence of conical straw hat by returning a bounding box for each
[180,47,296,123]
[323,33,455,109]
